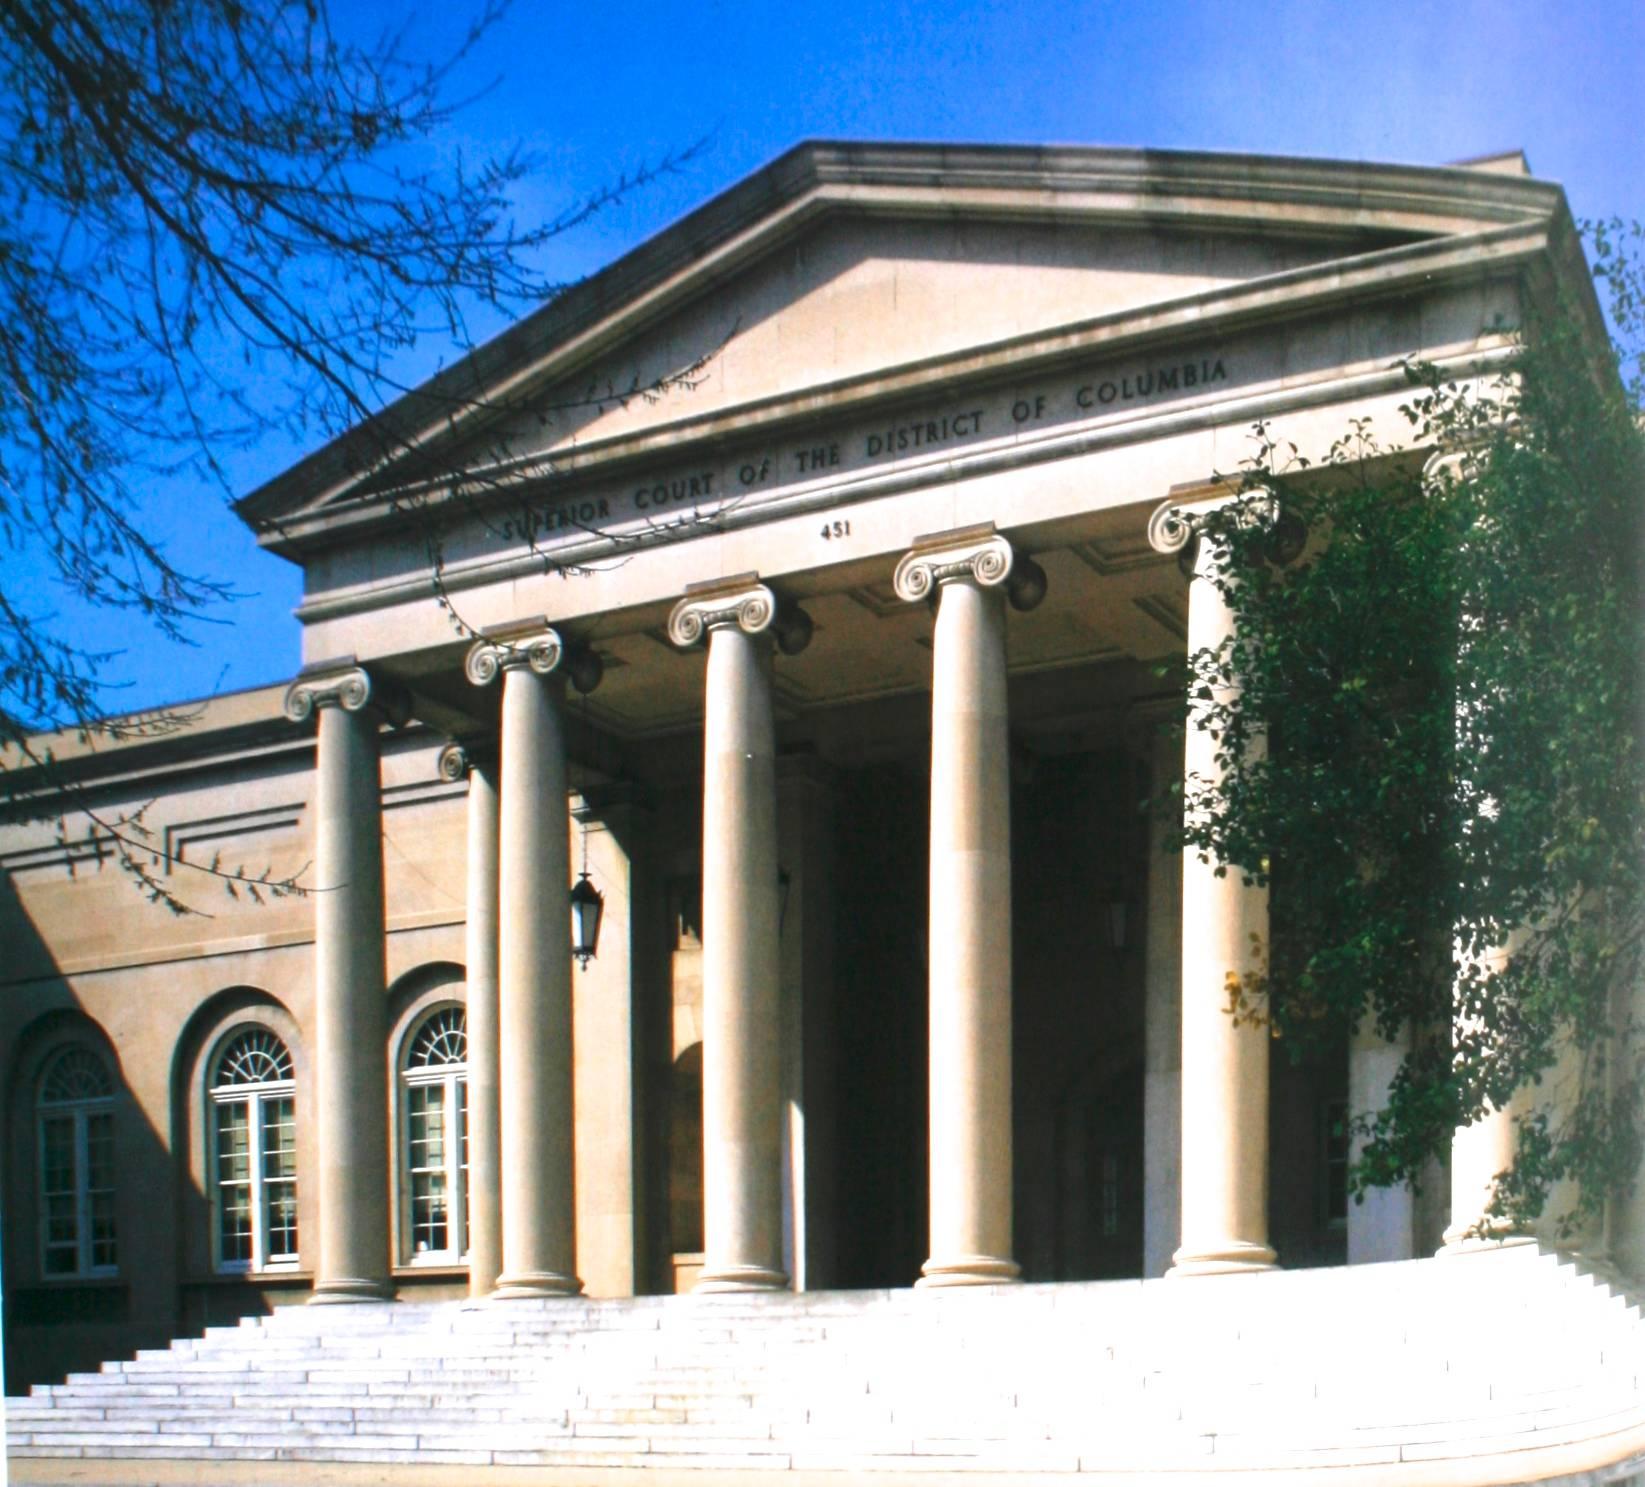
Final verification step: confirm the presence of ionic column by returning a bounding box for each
[1440,940,1535,1254]
[1425,447,1535,1257]
[1348,1021,1415,1263]
[285,663,407,1303]
[467,627,581,1298]
[438,740,504,1298]
[894,524,1043,1288]
[668,576,807,1292]
[1148,496,1278,1276]
[1609,978,1640,1274]
[1441,1105,1528,1253]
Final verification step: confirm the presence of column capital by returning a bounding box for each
[668,573,776,648]
[1421,444,1488,491]
[893,523,1013,603]
[465,622,564,687]
[437,737,497,781]
[283,661,409,727]
[1147,485,1308,577]
[1147,484,1282,555]
[894,523,1048,612]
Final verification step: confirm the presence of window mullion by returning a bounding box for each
[249,1096,265,1271]
[76,1109,92,1276]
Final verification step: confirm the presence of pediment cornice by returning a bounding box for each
[235,141,1577,549]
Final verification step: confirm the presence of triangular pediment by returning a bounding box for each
[492,213,1362,460]
[238,142,1569,540]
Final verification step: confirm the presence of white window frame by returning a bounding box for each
[401,1006,468,1266]
[209,1028,299,1274]
[37,1049,118,1279]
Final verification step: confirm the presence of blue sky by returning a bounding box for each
[29,0,1645,715]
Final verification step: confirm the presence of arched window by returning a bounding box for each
[209,1028,297,1271]
[38,1048,117,1277]
[402,1006,467,1263]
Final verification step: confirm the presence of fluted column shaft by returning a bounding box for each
[1443,1098,1522,1251]
[285,666,399,1304]
[1348,1020,1415,1263]
[1149,497,1277,1277]
[669,577,788,1292]
[1441,939,1534,1254]
[469,630,581,1298]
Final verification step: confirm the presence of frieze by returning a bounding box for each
[483,351,1233,557]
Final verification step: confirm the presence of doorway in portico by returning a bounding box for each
[1011,747,1148,1282]
[823,742,1150,1289]
[829,761,929,1290]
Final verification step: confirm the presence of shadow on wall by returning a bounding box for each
[1,867,182,1394]
[1,822,483,1393]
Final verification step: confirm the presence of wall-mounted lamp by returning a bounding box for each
[568,647,606,969]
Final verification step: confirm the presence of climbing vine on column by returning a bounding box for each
[1175,228,1645,1234]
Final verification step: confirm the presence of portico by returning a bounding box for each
[249,142,1594,1303]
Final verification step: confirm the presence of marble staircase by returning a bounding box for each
[8,1246,1645,1483]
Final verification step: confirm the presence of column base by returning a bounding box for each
[492,1270,584,1299]
[1167,1240,1278,1277]
[694,1264,789,1294]
[916,1255,1022,1288]
[307,1277,394,1305]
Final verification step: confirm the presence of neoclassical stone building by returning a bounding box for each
[1,143,1630,1400]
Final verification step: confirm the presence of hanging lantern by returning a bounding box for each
[570,872,604,969]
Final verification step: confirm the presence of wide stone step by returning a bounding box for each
[11,1250,1645,1482]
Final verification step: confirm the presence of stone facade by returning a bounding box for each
[0,143,1624,1399]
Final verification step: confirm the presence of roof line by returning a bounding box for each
[233,141,1566,529]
